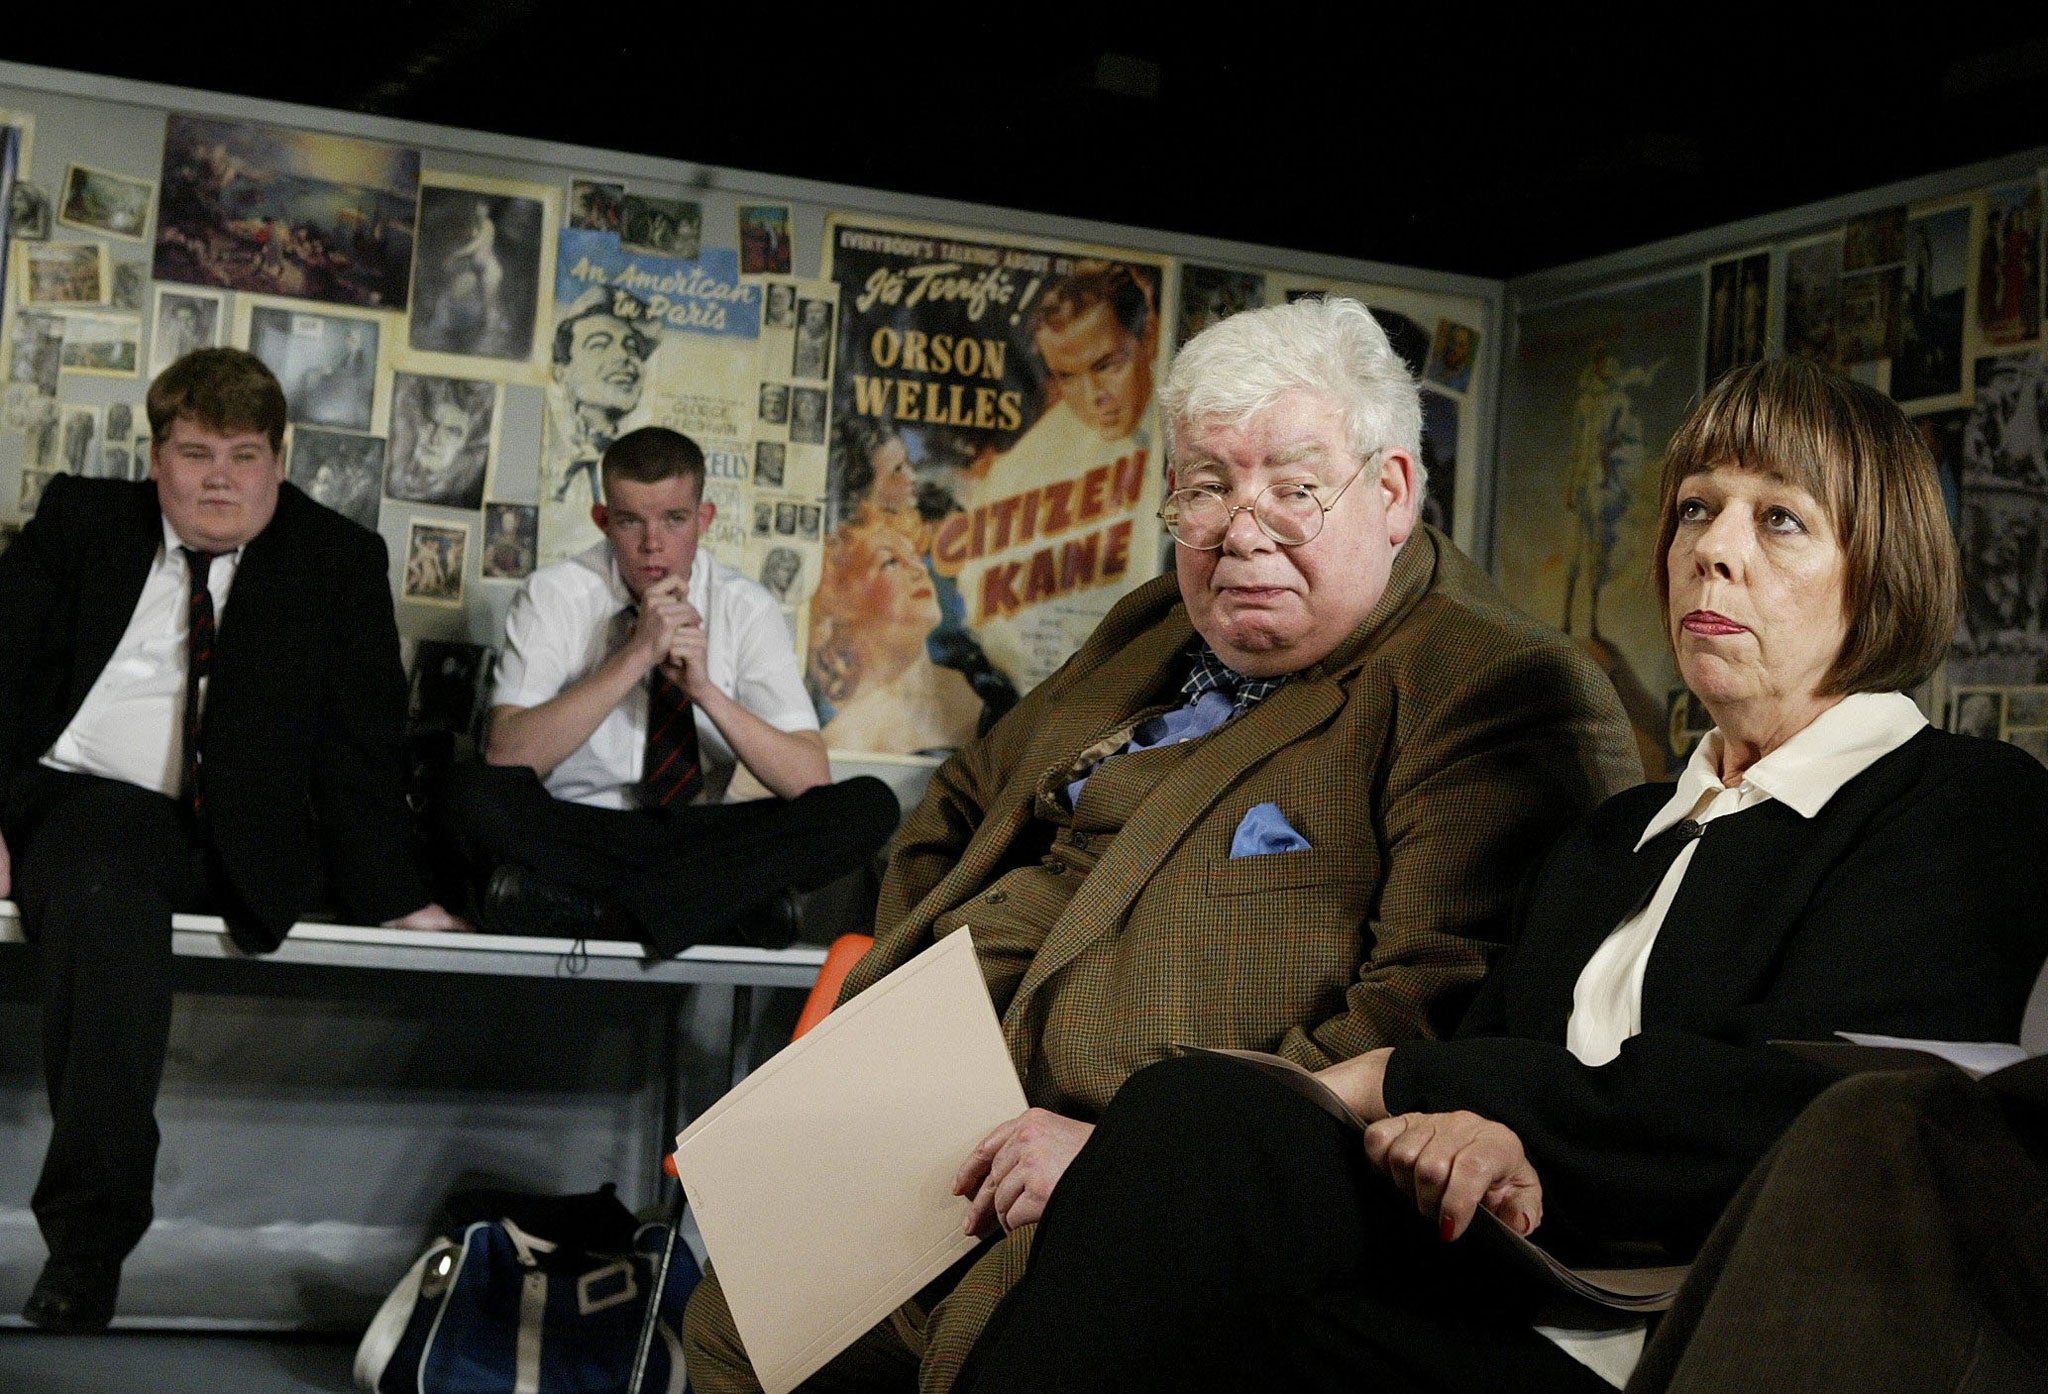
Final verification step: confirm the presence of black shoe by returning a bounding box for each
[737,889,802,951]
[480,865,605,939]
[23,1257,121,1333]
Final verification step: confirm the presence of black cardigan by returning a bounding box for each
[1383,725,2048,1258]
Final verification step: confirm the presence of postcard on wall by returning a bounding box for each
[738,204,792,275]
[480,501,538,580]
[401,170,559,381]
[1424,317,1479,395]
[1976,181,2041,348]
[154,112,419,310]
[57,163,155,240]
[17,239,108,305]
[402,518,470,608]
[235,294,396,434]
[57,311,142,377]
[620,193,700,259]
[567,179,623,234]
[1783,234,1842,365]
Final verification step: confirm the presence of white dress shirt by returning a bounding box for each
[1540,690,1929,1387]
[491,541,817,808]
[42,517,241,797]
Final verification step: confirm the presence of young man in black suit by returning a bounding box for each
[0,348,461,1332]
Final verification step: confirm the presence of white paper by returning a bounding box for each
[672,929,1025,1394]
[1835,1032,2030,1079]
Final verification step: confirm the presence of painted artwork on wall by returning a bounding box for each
[1496,273,1703,774]
[153,113,418,309]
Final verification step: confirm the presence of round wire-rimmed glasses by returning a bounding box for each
[1157,450,1382,550]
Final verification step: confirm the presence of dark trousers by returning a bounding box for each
[438,763,899,954]
[957,1054,1610,1394]
[9,771,213,1266]
[1629,1060,2048,1394]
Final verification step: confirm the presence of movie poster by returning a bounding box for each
[1495,273,1703,775]
[1953,352,2048,687]
[153,114,418,309]
[536,226,761,568]
[817,215,1173,759]
[1977,181,2042,348]
[1892,201,1974,408]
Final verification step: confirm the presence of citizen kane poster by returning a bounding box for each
[817,217,1171,759]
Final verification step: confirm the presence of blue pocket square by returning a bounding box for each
[1229,802,1311,858]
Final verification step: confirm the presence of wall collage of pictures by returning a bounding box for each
[0,93,1489,763]
[1498,178,2048,776]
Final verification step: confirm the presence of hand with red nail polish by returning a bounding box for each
[1364,1110,1544,1242]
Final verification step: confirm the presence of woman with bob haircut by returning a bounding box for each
[952,358,2048,1394]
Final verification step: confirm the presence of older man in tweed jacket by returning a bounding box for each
[685,297,1641,1394]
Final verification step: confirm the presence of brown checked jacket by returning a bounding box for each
[843,523,1644,1113]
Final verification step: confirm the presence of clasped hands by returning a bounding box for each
[632,575,710,697]
[1319,1048,1543,1241]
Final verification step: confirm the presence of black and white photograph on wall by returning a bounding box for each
[739,204,792,275]
[789,386,827,444]
[385,372,495,509]
[131,433,151,479]
[55,402,100,475]
[403,519,468,607]
[764,282,796,329]
[150,286,223,376]
[1893,204,1972,404]
[57,163,154,239]
[407,639,488,737]
[58,313,142,377]
[1964,354,2048,487]
[620,194,700,258]
[1843,207,1907,272]
[481,502,538,579]
[9,179,51,240]
[798,504,821,540]
[1953,476,2048,684]
[1419,388,1459,535]
[107,402,134,445]
[154,114,418,309]
[759,545,802,603]
[753,500,773,535]
[409,181,548,362]
[1783,237,1841,365]
[111,259,146,312]
[247,304,381,430]
[100,441,130,479]
[7,309,62,394]
[792,299,834,380]
[1836,267,1901,364]
[775,500,798,535]
[568,179,623,234]
[1424,319,1478,394]
[755,440,786,488]
[289,425,386,529]
[1176,265,1265,348]
[758,381,789,425]
[1978,182,2041,347]
[1949,686,2004,738]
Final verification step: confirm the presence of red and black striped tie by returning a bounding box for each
[181,547,219,815]
[642,669,703,809]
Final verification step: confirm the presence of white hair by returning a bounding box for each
[1160,296,1426,499]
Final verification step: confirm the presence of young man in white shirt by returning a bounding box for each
[442,427,897,953]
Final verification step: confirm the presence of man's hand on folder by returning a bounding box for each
[954,1108,1095,1237]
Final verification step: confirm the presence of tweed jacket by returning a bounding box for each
[841,525,1642,1117]
[0,473,425,949]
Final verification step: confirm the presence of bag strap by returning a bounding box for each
[501,1217,559,1269]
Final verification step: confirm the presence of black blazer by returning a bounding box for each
[1383,725,2048,1258]
[0,473,425,950]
